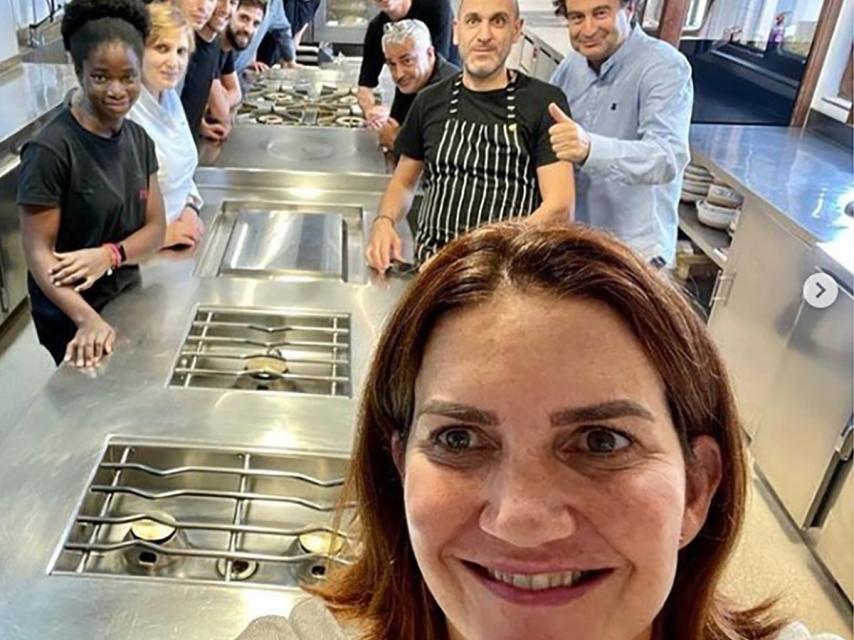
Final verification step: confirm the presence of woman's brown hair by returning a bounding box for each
[313,223,786,640]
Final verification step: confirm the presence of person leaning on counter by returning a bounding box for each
[206,0,267,130]
[178,0,224,140]
[376,19,459,153]
[127,1,205,250]
[365,0,575,272]
[357,0,458,129]
[17,0,166,368]
[548,0,693,266]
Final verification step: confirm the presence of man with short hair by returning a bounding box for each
[378,19,459,151]
[179,0,227,140]
[548,0,692,265]
[366,0,575,272]
[206,0,267,138]
[357,0,458,128]
[234,0,296,73]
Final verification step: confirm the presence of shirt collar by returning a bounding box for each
[596,24,643,77]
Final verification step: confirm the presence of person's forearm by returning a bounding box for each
[357,86,377,116]
[583,134,685,185]
[529,198,573,226]
[122,216,166,264]
[24,244,99,325]
[377,178,415,224]
[207,81,231,123]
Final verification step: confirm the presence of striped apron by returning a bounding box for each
[415,72,541,264]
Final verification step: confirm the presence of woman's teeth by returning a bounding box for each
[486,567,592,591]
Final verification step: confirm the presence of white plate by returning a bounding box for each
[707,183,743,208]
[681,191,705,203]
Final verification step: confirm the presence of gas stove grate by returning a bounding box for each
[169,306,352,397]
[51,439,355,589]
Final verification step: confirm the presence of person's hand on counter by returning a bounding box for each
[366,216,404,272]
[377,117,400,150]
[548,102,591,165]
[164,207,205,249]
[200,118,231,142]
[364,104,390,130]
[248,60,270,73]
[65,313,116,369]
[50,247,113,292]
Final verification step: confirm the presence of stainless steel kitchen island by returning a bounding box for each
[0,166,412,639]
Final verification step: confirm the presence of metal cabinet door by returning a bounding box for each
[751,271,853,526]
[707,207,813,438]
[0,152,25,326]
[814,464,853,601]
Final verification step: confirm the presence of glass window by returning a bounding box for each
[325,0,371,26]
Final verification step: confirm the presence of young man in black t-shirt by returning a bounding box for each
[180,0,232,141]
[356,0,458,127]
[206,0,265,137]
[365,0,576,271]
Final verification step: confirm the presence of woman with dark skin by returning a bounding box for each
[17,0,166,369]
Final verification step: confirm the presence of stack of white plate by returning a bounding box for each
[681,163,713,203]
[696,182,744,231]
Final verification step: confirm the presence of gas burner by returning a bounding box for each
[122,512,188,575]
[335,115,365,128]
[256,114,285,125]
[51,439,354,590]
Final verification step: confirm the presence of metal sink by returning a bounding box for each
[51,438,354,590]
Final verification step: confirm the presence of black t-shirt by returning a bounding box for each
[217,48,236,78]
[358,0,458,88]
[389,55,459,124]
[285,0,320,34]
[181,32,222,138]
[395,71,570,169]
[16,104,158,313]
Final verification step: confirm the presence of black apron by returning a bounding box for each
[415,72,540,263]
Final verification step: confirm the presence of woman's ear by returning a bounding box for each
[391,432,406,479]
[680,436,723,547]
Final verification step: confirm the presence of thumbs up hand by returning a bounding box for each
[548,102,591,164]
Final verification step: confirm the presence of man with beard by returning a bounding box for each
[206,0,267,135]
[365,0,575,272]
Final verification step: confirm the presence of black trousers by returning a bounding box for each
[31,303,82,365]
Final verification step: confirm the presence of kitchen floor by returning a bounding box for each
[0,312,851,638]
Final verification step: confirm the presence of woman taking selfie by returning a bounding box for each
[236,223,839,640]
[17,0,165,368]
[128,0,204,249]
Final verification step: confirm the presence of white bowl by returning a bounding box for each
[681,191,705,203]
[707,183,744,208]
[682,179,711,195]
[696,199,739,229]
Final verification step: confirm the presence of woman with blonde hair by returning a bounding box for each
[128,0,204,249]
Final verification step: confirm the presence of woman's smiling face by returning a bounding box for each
[398,292,720,640]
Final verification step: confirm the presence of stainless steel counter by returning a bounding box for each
[0,171,411,640]
[689,125,854,278]
[0,62,77,145]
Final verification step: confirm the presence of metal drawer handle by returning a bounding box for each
[711,273,735,304]
[835,418,853,461]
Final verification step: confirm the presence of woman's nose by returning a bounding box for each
[479,462,578,548]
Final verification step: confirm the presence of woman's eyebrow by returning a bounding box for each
[416,400,499,425]
[550,400,656,426]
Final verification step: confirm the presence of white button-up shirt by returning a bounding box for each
[551,26,693,263]
[128,85,202,223]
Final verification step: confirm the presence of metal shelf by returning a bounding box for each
[678,202,731,269]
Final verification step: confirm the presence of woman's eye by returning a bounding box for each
[438,428,474,450]
[582,428,632,454]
